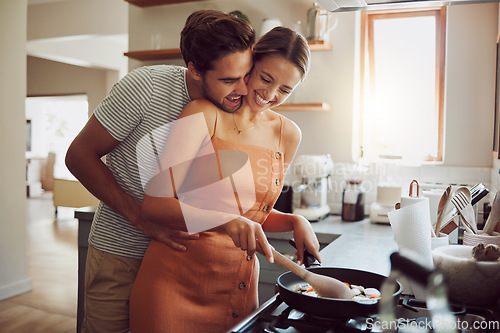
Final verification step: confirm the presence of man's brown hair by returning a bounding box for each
[180,10,255,75]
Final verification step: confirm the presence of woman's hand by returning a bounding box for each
[222,217,274,263]
[291,215,321,266]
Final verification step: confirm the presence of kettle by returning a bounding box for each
[306,2,337,41]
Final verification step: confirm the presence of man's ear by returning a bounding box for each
[187,62,202,82]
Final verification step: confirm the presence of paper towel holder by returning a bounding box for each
[409,179,420,197]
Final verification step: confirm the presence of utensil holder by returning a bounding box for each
[463,230,500,247]
[431,233,449,250]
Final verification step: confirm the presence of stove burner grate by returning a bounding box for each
[230,295,498,333]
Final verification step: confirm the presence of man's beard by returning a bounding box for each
[201,79,242,114]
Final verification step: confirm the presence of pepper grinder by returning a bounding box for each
[341,180,365,221]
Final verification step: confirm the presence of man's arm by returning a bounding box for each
[65,115,199,251]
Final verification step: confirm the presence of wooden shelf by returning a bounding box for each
[307,40,333,52]
[273,103,331,112]
[125,0,202,7]
[124,41,332,61]
[124,49,182,61]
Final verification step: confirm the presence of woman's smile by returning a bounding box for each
[254,91,274,108]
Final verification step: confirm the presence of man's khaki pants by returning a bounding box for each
[81,245,142,333]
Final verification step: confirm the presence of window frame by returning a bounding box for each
[359,7,447,162]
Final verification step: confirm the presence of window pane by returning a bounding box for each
[362,15,439,161]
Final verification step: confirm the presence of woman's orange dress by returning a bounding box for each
[129,115,284,333]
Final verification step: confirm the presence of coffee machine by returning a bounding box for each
[291,154,333,221]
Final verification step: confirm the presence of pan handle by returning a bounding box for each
[289,238,321,268]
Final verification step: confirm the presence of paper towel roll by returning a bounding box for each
[400,195,429,208]
[388,199,433,299]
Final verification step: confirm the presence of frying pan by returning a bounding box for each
[276,267,403,319]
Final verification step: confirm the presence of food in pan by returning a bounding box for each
[293,282,381,304]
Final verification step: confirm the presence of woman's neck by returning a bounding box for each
[234,103,264,122]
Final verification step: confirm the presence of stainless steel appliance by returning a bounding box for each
[292,154,333,221]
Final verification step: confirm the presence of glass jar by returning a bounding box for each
[341,180,365,221]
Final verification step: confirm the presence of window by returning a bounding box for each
[359,8,446,162]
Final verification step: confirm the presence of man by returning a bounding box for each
[65,10,254,333]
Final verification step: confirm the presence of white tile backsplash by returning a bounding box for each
[448,166,487,185]
[419,165,451,184]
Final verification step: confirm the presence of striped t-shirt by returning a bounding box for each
[89,65,191,259]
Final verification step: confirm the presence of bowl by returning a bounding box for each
[432,245,500,305]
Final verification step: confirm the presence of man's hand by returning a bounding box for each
[135,216,199,251]
[129,202,199,251]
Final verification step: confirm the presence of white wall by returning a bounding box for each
[27,0,128,41]
[27,56,117,116]
[127,1,499,169]
[445,4,498,167]
[0,0,32,300]
[27,0,129,78]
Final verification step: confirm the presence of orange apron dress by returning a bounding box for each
[129,114,284,333]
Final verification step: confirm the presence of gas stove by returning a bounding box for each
[229,294,500,333]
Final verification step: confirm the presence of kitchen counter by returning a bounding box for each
[316,216,398,276]
[266,215,398,276]
[74,206,96,333]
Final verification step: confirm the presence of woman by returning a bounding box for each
[129,27,320,332]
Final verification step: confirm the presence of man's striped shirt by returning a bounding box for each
[89,65,191,259]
